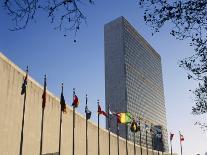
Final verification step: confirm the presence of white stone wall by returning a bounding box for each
[0,52,169,155]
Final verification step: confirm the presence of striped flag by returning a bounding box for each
[117,112,132,124]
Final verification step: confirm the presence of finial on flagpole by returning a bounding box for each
[26,66,29,73]
[61,83,64,92]
[86,94,88,106]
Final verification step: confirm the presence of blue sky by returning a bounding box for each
[0,0,207,154]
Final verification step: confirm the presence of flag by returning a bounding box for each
[156,129,162,138]
[85,106,92,120]
[130,119,139,132]
[150,124,154,133]
[42,76,47,109]
[117,112,132,124]
[98,105,107,116]
[180,133,184,142]
[109,108,116,116]
[170,133,174,141]
[60,87,66,112]
[72,95,79,108]
[21,68,28,95]
[145,122,149,130]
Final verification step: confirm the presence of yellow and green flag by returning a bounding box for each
[117,112,132,124]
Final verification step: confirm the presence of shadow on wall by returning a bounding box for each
[43,153,59,155]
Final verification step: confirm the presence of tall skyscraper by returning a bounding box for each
[104,17,168,151]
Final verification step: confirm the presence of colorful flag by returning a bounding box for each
[117,112,132,124]
[130,119,139,132]
[60,86,66,112]
[42,76,47,109]
[85,106,92,120]
[21,68,28,95]
[180,133,184,142]
[98,105,107,116]
[72,95,79,108]
[170,133,174,141]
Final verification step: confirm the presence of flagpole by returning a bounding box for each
[108,104,111,155]
[58,83,64,155]
[40,107,45,155]
[40,75,46,155]
[139,128,142,155]
[170,140,172,155]
[133,132,136,155]
[58,106,62,155]
[72,88,76,155]
[19,66,28,155]
[146,130,148,155]
[97,100,100,155]
[179,132,183,155]
[85,94,88,155]
[117,121,120,155]
[151,132,154,155]
[125,124,128,155]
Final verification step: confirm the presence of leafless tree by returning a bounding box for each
[139,0,207,128]
[3,0,94,36]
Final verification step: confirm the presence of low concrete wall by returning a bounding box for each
[0,52,169,155]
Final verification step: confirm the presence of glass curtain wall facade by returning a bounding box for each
[104,16,168,152]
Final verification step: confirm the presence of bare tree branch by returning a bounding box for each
[3,0,94,35]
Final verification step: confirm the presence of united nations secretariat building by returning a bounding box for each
[105,17,169,152]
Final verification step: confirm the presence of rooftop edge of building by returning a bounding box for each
[104,16,161,59]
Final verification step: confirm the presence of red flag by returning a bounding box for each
[98,105,107,116]
[170,133,174,141]
[72,95,79,108]
[42,76,47,109]
[180,133,184,142]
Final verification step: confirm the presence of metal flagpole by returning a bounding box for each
[97,100,100,155]
[146,130,148,155]
[170,140,172,155]
[133,132,136,155]
[125,124,128,155]
[139,128,142,155]
[40,107,45,155]
[58,107,62,155]
[108,104,111,155]
[179,132,183,155]
[72,88,76,155]
[58,83,64,155]
[40,75,46,155]
[151,132,154,155]
[117,122,120,155]
[85,94,88,155]
[19,66,28,155]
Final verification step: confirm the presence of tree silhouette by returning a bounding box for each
[139,0,207,128]
[3,0,94,36]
